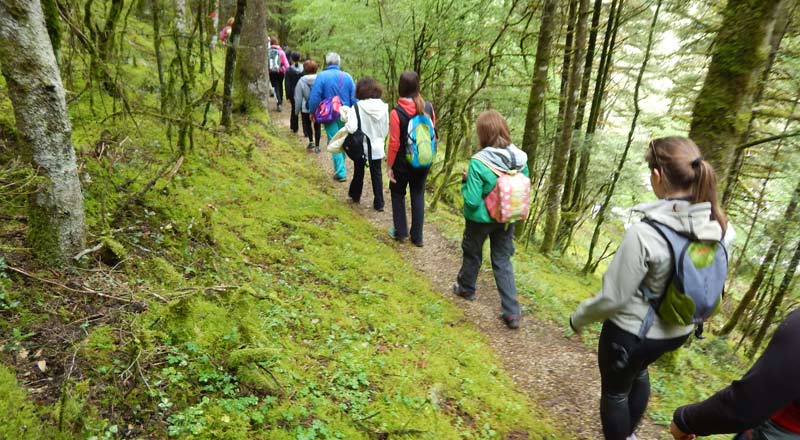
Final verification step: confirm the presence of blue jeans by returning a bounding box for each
[456,220,520,318]
[324,120,346,179]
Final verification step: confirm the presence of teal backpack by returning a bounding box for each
[636,218,729,339]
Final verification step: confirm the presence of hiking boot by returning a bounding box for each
[411,240,424,248]
[452,283,475,301]
[501,314,520,330]
[388,227,407,243]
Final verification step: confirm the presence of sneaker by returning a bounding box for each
[306,142,315,150]
[626,435,638,440]
[375,207,384,212]
[336,176,347,182]
[501,314,520,330]
[277,104,283,112]
[452,283,475,301]
[411,240,424,248]
[314,147,320,154]
[388,227,407,243]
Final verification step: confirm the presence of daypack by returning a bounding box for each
[268,47,281,73]
[313,74,345,124]
[219,26,231,42]
[342,105,372,163]
[636,218,729,340]
[395,102,435,168]
[472,156,531,224]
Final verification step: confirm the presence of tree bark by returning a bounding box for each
[540,0,590,254]
[235,0,269,112]
[688,0,785,187]
[583,0,662,273]
[719,178,800,335]
[220,0,246,127]
[749,237,800,356]
[0,0,86,264]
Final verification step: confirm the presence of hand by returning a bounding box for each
[670,421,696,440]
[461,170,467,183]
[569,316,582,335]
[388,169,397,184]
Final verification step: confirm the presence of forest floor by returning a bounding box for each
[269,106,669,440]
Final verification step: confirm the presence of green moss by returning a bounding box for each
[0,365,48,439]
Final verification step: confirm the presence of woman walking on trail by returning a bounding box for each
[294,60,321,152]
[452,110,528,330]
[267,37,290,112]
[387,70,436,247]
[569,136,734,440]
[342,77,388,212]
[284,52,304,133]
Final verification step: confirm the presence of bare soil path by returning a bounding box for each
[268,107,668,440]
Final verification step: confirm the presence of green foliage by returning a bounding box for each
[0,365,48,439]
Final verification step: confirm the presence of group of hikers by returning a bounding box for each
[269,49,799,440]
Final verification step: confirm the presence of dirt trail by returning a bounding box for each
[268,107,668,440]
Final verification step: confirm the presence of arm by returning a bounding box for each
[521,164,530,178]
[462,160,486,214]
[279,49,289,73]
[308,78,322,114]
[294,80,305,115]
[673,310,800,436]
[570,224,650,330]
[387,109,400,168]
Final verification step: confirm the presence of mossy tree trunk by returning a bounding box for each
[0,0,86,265]
[540,0,590,254]
[688,0,785,187]
[235,0,269,113]
[41,0,61,61]
[220,0,246,127]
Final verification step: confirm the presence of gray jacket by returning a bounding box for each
[571,199,735,339]
[294,74,317,114]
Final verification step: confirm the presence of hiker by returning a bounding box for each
[268,37,290,112]
[386,70,436,246]
[284,51,304,133]
[219,17,234,45]
[308,52,356,182]
[341,77,388,211]
[569,136,734,440]
[669,308,800,440]
[452,110,528,330]
[294,60,321,152]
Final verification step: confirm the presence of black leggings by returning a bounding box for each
[598,320,689,440]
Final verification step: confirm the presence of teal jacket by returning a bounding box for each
[462,145,529,223]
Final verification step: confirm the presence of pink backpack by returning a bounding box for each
[473,157,531,223]
[219,26,230,42]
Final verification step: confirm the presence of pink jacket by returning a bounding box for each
[270,44,290,74]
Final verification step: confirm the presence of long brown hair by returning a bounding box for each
[476,110,511,148]
[645,136,727,230]
[398,70,425,115]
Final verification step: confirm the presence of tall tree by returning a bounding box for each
[719,179,800,335]
[220,0,246,127]
[0,0,86,264]
[583,0,662,274]
[520,0,558,175]
[540,0,591,254]
[688,0,786,186]
[235,0,270,112]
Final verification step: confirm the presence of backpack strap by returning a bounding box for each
[472,156,502,177]
[353,104,372,162]
[634,218,678,340]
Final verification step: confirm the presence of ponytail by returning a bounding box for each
[692,159,728,232]
[413,94,425,115]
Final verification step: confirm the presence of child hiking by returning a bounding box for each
[452,110,529,330]
[387,70,436,246]
[341,77,388,211]
[570,136,734,440]
[294,59,321,152]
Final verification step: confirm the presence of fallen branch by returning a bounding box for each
[72,243,104,261]
[6,265,133,303]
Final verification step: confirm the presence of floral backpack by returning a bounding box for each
[473,156,531,224]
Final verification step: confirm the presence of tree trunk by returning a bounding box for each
[235,0,269,112]
[554,0,578,129]
[749,237,800,356]
[555,0,603,249]
[539,0,590,254]
[688,0,785,187]
[583,0,661,273]
[41,0,61,60]
[220,0,246,128]
[719,178,800,335]
[721,0,795,207]
[175,0,188,33]
[0,0,86,264]
[570,0,621,211]
[151,0,166,112]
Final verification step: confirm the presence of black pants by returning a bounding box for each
[289,96,299,132]
[349,158,384,210]
[598,320,689,440]
[389,167,428,244]
[300,112,321,147]
[457,220,520,318]
[269,72,285,104]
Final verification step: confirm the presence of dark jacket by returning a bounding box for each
[284,63,303,102]
[673,308,800,436]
